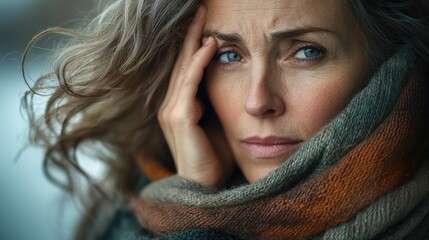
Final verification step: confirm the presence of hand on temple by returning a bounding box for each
[157,5,234,188]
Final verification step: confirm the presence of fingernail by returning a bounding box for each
[203,36,214,46]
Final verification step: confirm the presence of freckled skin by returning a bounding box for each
[204,0,369,182]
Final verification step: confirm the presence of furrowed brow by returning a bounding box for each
[271,27,334,40]
[202,27,334,44]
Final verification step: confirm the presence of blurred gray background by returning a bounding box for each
[0,0,100,239]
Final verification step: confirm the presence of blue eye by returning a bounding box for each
[215,51,243,63]
[295,47,323,60]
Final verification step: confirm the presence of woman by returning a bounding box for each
[22,0,429,239]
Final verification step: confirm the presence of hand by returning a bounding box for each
[157,5,233,188]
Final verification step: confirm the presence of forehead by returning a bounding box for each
[205,0,352,33]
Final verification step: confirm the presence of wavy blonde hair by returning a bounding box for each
[22,0,429,238]
[23,0,201,195]
[22,1,201,237]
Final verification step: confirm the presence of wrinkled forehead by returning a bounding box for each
[204,0,353,35]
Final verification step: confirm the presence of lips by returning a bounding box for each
[242,136,302,158]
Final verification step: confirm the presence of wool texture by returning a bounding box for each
[132,47,429,240]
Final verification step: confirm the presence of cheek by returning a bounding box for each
[205,69,244,136]
[292,71,367,137]
[206,81,237,126]
[294,87,346,135]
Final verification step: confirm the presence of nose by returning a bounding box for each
[244,65,285,118]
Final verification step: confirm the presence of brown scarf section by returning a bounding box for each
[134,63,429,239]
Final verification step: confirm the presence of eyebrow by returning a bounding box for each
[202,31,244,44]
[203,27,334,44]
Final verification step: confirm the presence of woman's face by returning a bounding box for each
[204,0,368,182]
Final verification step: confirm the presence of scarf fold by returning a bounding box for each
[134,47,429,239]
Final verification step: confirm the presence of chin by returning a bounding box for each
[242,163,283,183]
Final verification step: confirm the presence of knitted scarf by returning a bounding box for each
[133,47,429,239]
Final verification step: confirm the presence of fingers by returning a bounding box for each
[168,5,210,101]
[178,37,216,103]
[160,37,216,139]
[165,37,216,128]
[156,4,227,187]
[160,3,217,123]
[180,6,208,64]
[171,5,208,81]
